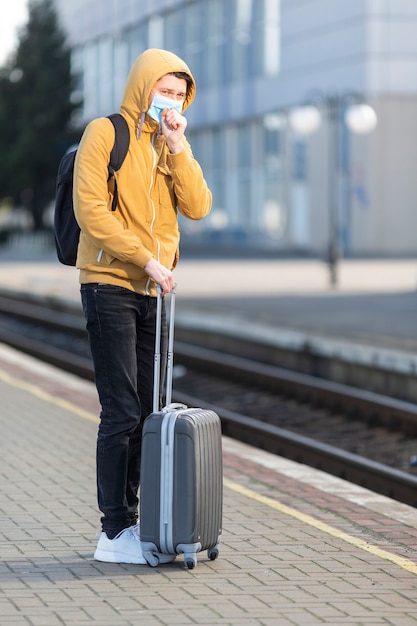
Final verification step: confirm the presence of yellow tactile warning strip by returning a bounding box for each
[224,478,417,576]
[0,367,99,423]
[1,364,416,577]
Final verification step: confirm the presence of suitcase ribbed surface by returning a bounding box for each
[140,408,223,554]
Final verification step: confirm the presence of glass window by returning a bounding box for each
[183,2,204,79]
[129,22,148,65]
[148,15,164,49]
[293,139,307,181]
[97,37,113,116]
[265,127,280,156]
[164,10,184,59]
[187,131,203,165]
[263,119,286,237]
[211,164,228,229]
[237,171,252,223]
[211,175,227,226]
[114,36,129,107]
[237,123,251,168]
[207,127,227,224]
[83,42,99,120]
[263,0,280,76]
[252,0,280,77]
[234,123,252,225]
[252,0,264,77]
[264,173,286,237]
[206,0,225,88]
[212,127,226,170]
[232,0,253,82]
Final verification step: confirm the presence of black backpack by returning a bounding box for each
[54,113,130,266]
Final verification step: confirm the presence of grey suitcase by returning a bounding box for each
[140,286,223,569]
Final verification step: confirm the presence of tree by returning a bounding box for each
[0,0,82,230]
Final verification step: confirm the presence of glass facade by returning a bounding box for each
[68,0,280,107]
[59,0,410,256]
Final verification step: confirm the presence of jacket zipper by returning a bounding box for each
[96,133,160,295]
[145,133,160,295]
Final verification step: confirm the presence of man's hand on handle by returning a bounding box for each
[144,258,174,296]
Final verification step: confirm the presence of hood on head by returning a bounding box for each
[120,48,196,125]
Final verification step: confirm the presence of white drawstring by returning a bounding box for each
[137,111,145,139]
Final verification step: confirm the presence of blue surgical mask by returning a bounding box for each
[147,93,184,125]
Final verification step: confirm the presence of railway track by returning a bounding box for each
[1,289,417,507]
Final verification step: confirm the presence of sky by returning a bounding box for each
[0,0,29,65]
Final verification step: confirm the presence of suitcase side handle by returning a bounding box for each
[153,284,176,413]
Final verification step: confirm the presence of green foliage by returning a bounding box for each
[0,0,82,229]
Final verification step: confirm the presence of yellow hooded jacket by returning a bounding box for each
[73,48,212,296]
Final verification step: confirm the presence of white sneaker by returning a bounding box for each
[94,527,147,564]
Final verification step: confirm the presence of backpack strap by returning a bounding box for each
[106,113,130,211]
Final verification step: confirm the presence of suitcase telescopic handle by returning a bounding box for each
[153,284,176,413]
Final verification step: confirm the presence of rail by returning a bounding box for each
[0,291,416,507]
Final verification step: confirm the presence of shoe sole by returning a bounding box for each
[94,549,147,565]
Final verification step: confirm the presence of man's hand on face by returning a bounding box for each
[161,108,187,154]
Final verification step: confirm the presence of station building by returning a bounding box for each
[53,0,417,257]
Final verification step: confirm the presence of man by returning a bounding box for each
[73,48,212,563]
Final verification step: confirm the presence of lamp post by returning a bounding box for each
[289,95,377,287]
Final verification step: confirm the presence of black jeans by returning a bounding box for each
[81,284,167,538]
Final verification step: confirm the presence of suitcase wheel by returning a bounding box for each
[146,553,160,567]
[184,555,197,569]
[208,546,219,561]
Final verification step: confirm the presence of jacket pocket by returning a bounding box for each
[96,249,116,265]
[156,166,177,226]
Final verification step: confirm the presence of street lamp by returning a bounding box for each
[289,95,377,287]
